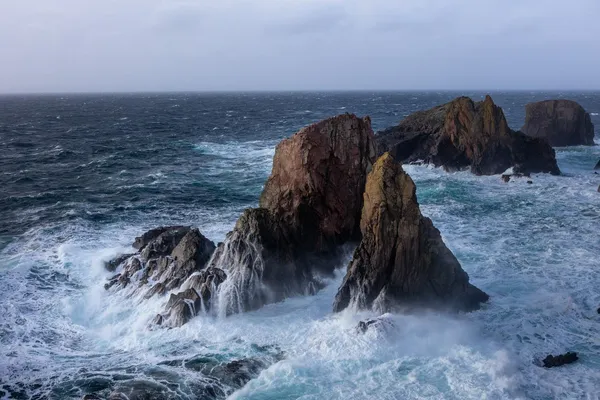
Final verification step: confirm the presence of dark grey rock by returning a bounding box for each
[521,100,595,146]
[542,352,578,368]
[104,253,135,272]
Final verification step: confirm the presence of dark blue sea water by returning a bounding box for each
[1,92,599,399]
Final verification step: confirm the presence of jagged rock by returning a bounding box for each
[542,352,578,368]
[181,267,226,309]
[133,226,185,250]
[104,226,215,300]
[199,114,377,317]
[159,289,199,328]
[595,159,600,170]
[259,113,377,251]
[333,153,489,313]
[377,96,560,176]
[501,174,511,183]
[521,100,595,146]
[154,268,227,326]
[356,314,395,334]
[206,209,320,315]
[140,226,191,260]
[104,253,135,272]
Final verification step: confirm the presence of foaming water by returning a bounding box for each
[1,93,599,399]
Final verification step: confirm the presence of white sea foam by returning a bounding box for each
[1,142,600,399]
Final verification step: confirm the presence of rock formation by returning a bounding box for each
[104,226,216,299]
[594,159,600,170]
[204,114,377,316]
[542,352,578,368]
[521,100,595,146]
[377,96,560,176]
[333,153,489,314]
[259,113,377,250]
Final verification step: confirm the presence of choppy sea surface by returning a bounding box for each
[0,92,599,400]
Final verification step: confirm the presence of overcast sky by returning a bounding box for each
[1,0,599,93]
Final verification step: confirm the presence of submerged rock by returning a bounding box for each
[202,114,377,316]
[521,100,595,146]
[377,96,560,176]
[333,153,489,313]
[103,226,216,300]
[356,314,395,334]
[542,352,578,368]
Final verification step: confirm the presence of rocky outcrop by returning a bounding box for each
[521,100,595,146]
[198,114,378,316]
[377,96,560,175]
[542,352,578,368]
[333,153,489,314]
[104,226,216,299]
[260,113,377,250]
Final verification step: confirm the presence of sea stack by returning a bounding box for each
[161,114,377,320]
[333,153,488,313]
[521,100,595,146]
[377,95,560,175]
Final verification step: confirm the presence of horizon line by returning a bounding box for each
[1,88,600,96]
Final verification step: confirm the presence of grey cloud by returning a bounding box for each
[0,0,599,93]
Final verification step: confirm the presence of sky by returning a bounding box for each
[1,0,599,93]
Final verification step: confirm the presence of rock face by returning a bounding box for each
[205,114,377,315]
[260,113,377,250]
[333,153,489,313]
[377,96,560,175]
[521,100,595,146]
[104,226,216,299]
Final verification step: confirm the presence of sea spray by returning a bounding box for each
[209,214,274,317]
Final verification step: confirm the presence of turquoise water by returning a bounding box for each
[0,92,599,399]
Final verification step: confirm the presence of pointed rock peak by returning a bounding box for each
[333,153,489,314]
[483,94,495,104]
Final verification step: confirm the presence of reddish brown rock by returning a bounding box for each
[203,114,377,316]
[260,113,377,251]
[377,96,560,176]
[333,153,488,313]
[521,100,595,147]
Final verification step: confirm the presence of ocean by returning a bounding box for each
[0,92,599,399]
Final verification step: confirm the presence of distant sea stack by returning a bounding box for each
[333,153,489,314]
[521,100,595,146]
[376,95,560,176]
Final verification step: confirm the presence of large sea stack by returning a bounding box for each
[521,100,595,146]
[159,114,377,321]
[333,153,489,313]
[377,96,560,175]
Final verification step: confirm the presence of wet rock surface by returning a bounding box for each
[103,226,216,300]
[204,114,377,315]
[542,352,579,368]
[333,153,489,314]
[376,96,560,176]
